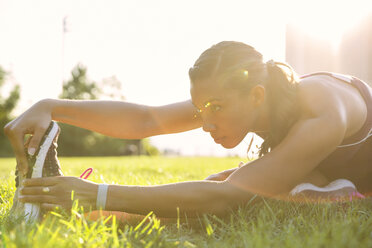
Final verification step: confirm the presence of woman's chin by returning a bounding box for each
[219,140,238,149]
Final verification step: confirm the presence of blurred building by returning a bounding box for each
[338,14,372,85]
[286,13,372,86]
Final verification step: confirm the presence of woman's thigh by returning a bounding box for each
[349,138,372,194]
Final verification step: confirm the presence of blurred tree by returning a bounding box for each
[98,76,126,101]
[0,66,20,156]
[142,139,160,156]
[59,64,100,100]
[58,64,159,156]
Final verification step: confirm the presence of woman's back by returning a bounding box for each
[299,72,372,193]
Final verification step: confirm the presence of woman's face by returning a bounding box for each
[190,78,267,148]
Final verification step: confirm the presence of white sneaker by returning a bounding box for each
[290,179,365,201]
[11,121,63,221]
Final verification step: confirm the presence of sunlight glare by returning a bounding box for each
[287,0,372,51]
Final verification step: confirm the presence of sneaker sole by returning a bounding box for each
[290,179,357,199]
[24,121,60,221]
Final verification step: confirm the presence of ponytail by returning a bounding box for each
[258,61,299,156]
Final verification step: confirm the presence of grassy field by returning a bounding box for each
[0,156,371,247]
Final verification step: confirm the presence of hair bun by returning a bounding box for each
[266,59,276,67]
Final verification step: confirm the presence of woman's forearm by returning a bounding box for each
[43,98,153,139]
[43,98,201,139]
[105,181,251,217]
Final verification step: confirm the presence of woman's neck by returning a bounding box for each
[252,102,271,134]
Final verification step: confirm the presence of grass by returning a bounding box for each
[0,156,371,247]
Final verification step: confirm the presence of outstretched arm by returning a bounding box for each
[18,79,350,217]
[20,176,251,217]
[49,99,201,138]
[20,107,345,217]
[4,98,202,174]
[19,108,345,217]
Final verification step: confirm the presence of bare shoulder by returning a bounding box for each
[148,100,202,135]
[298,76,347,118]
[298,75,367,138]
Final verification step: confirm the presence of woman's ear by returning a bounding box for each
[249,85,266,107]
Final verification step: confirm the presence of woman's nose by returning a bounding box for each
[202,122,217,132]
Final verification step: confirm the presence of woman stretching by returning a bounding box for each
[4,41,372,219]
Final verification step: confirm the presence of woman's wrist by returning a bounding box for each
[96,183,109,210]
[35,98,58,120]
[42,98,64,121]
[87,182,99,211]
[43,98,79,124]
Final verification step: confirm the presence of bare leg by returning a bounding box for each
[301,169,329,187]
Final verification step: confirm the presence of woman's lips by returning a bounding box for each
[213,136,225,143]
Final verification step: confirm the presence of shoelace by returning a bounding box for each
[330,191,366,202]
[80,168,93,179]
[349,191,365,201]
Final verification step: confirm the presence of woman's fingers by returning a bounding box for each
[3,100,53,176]
[4,121,29,175]
[41,203,62,211]
[22,177,60,187]
[205,173,225,181]
[20,186,56,195]
[27,125,49,156]
[19,195,56,204]
[20,177,97,211]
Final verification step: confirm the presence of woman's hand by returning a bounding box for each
[204,173,228,181]
[204,162,244,181]
[4,99,53,175]
[19,176,99,211]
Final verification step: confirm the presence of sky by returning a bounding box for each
[0,0,371,157]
